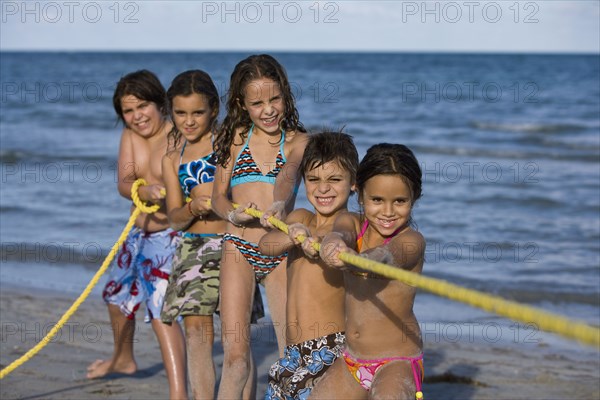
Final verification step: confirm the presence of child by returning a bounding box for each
[259,131,359,399]
[212,54,308,399]
[87,70,187,400]
[159,70,226,399]
[310,143,425,400]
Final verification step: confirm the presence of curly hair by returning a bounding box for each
[214,54,305,167]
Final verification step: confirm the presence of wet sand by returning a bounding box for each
[1,286,598,399]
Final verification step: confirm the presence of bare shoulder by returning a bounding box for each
[396,228,425,248]
[163,149,179,165]
[286,130,309,147]
[224,127,247,162]
[336,210,361,226]
[120,127,134,141]
[387,228,426,270]
[233,126,249,146]
[287,208,315,225]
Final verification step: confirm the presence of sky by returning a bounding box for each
[1,1,599,53]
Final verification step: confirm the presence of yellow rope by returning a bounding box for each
[0,179,159,379]
[252,207,600,348]
[336,252,600,347]
[2,190,597,380]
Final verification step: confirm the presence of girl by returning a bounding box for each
[159,70,225,399]
[212,54,308,399]
[311,143,425,400]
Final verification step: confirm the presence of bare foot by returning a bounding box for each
[86,358,137,379]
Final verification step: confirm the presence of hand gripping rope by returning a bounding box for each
[1,180,598,380]
[256,211,600,349]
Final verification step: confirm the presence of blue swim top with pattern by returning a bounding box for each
[230,125,286,188]
[178,140,218,197]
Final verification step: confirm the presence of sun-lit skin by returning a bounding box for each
[171,94,216,143]
[242,77,284,136]
[211,58,310,400]
[311,170,424,399]
[120,95,165,138]
[304,160,356,219]
[361,174,414,245]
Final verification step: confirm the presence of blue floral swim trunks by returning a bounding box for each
[265,331,346,400]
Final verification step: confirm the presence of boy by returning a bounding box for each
[87,70,186,400]
[259,131,359,399]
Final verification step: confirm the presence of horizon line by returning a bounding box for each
[1,49,598,56]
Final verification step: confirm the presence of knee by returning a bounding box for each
[223,353,251,373]
[185,321,214,342]
[221,341,250,368]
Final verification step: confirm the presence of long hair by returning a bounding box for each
[112,70,167,126]
[166,70,220,151]
[214,54,305,167]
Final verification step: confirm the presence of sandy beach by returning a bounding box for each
[1,285,598,400]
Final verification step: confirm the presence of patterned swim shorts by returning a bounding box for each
[102,227,179,322]
[161,233,222,322]
[265,332,346,400]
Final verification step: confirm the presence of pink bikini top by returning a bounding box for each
[356,220,403,253]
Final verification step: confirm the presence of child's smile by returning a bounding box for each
[362,174,413,240]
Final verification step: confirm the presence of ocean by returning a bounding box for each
[1,52,598,358]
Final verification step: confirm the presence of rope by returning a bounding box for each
[2,189,597,380]
[253,207,600,348]
[0,179,160,379]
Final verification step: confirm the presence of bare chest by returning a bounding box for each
[131,136,167,183]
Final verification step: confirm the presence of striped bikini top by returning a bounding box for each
[230,125,286,188]
[178,140,218,197]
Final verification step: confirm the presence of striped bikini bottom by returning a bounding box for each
[223,233,287,281]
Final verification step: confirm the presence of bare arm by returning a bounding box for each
[211,154,234,220]
[116,128,136,200]
[259,208,311,255]
[319,212,360,268]
[261,132,309,227]
[117,128,165,203]
[162,152,195,231]
[382,230,426,272]
[211,142,256,225]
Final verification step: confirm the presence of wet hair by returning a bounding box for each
[300,131,359,183]
[166,70,220,150]
[214,54,305,167]
[112,69,167,125]
[356,143,422,204]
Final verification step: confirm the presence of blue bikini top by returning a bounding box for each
[178,140,217,197]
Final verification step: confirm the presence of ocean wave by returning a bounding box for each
[0,148,113,164]
[501,287,600,307]
[412,145,599,163]
[424,271,599,307]
[463,194,562,208]
[0,205,24,213]
[471,121,588,133]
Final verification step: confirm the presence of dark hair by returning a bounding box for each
[300,131,359,182]
[112,70,167,125]
[166,70,220,150]
[214,54,305,167]
[356,143,422,203]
